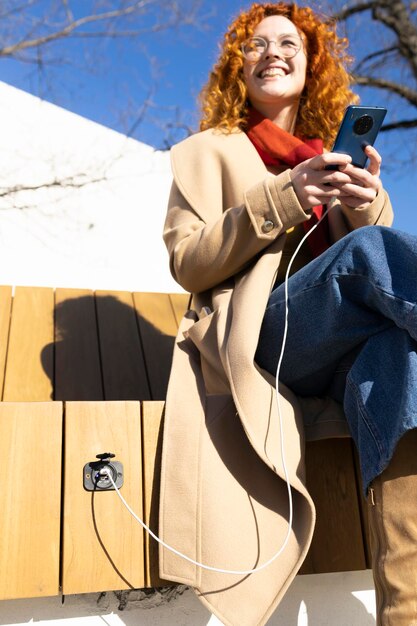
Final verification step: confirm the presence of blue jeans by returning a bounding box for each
[255,225,417,493]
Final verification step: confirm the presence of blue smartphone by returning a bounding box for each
[328,105,387,168]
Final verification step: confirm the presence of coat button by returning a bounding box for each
[262,219,275,233]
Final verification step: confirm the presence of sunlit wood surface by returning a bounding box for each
[0,285,369,601]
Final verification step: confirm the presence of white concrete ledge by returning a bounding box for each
[0,571,376,625]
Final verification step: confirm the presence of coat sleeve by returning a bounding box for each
[328,186,394,245]
[339,187,393,230]
[163,166,311,294]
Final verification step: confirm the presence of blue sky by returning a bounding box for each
[1,0,416,234]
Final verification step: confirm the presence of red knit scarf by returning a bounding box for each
[246,107,330,257]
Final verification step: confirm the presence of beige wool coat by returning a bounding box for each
[159,128,393,626]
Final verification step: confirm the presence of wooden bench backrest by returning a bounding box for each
[0,286,370,601]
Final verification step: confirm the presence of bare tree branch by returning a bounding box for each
[331,0,417,154]
[0,0,205,58]
[0,0,207,149]
[33,26,182,39]
[353,73,417,105]
[126,86,157,138]
[331,1,377,22]
[353,45,399,72]
[61,0,74,24]
[0,1,38,21]
[0,1,151,55]
[381,118,417,130]
[372,0,417,79]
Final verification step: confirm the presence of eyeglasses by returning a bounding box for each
[241,33,303,63]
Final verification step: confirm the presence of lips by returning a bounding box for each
[257,65,288,79]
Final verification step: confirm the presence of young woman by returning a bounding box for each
[160,3,414,625]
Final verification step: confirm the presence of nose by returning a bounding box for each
[264,40,284,60]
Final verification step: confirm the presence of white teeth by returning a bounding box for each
[260,67,286,78]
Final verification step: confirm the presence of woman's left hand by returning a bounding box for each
[333,145,382,209]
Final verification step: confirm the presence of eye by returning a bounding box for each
[244,36,266,54]
[279,35,301,49]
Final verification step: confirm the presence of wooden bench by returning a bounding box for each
[0,285,370,601]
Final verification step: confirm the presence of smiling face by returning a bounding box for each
[243,15,307,129]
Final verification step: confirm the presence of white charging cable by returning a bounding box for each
[100,205,333,575]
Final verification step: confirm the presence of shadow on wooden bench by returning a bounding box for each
[0,286,370,602]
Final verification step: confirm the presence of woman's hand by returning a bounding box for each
[289,145,382,211]
[335,145,382,209]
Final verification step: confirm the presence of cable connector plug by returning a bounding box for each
[83,452,124,491]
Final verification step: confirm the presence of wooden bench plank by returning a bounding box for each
[54,289,103,400]
[95,291,151,401]
[62,401,145,594]
[353,444,372,568]
[169,293,189,327]
[133,293,178,400]
[299,438,367,574]
[0,402,62,600]
[141,401,172,587]
[0,285,372,588]
[3,286,54,401]
[0,286,12,399]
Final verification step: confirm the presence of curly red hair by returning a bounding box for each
[199,2,358,149]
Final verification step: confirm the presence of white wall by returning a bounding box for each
[0,81,376,625]
[0,81,180,293]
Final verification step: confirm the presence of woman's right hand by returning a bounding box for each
[289,153,354,211]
